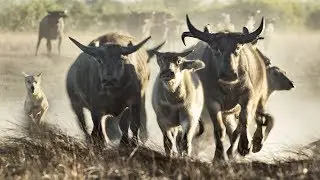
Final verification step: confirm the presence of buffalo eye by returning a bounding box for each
[96,59,103,64]
[234,46,241,56]
[176,58,182,65]
[215,49,222,56]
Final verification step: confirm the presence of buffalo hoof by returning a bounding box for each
[252,144,262,153]
[238,134,251,156]
[252,138,263,153]
[227,147,235,159]
[129,137,139,147]
[213,151,228,162]
[139,130,149,144]
[120,137,130,147]
[212,156,229,165]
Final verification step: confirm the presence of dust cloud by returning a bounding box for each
[0,26,319,162]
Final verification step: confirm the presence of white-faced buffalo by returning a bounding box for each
[152,50,205,157]
[226,65,294,157]
[35,10,67,56]
[182,15,267,160]
[67,33,151,146]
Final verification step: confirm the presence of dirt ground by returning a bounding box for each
[0,29,320,162]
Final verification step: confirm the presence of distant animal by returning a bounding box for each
[151,50,205,156]
[126,12,150,40]
[182,15,267,161]
[23,72,49,125]
[86,34,165,142]
[35,10,68,56]
[66,33,151,146]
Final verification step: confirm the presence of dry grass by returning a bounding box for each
[0,123,319,179]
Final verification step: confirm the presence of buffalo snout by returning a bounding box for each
[220,70,238,81]
[288,81,295,89]
[30,86,35,93]
[160,69,175,80]
[102,78,119,88]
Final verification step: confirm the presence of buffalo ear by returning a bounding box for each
[127,41,133,46]
[242,27,249,34]
[181,59,205,72]
[204,26,210,33]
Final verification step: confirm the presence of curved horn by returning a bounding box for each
[121,36,151,55]
[185,15,212,43]
[147,40,166,62]
[69,37,98,57]
[177,50,194,57]
[240,17,265,44]
[181,31,195,46]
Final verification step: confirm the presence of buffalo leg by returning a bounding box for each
[185,120,198,156]
[35,36,42,56]
[139,95,148,143]
[130,103,141,146]
[46,39,52,57]
[71,104,90,140]
[226,115,239,159]
[91,111,104,144]
[252,112,274,153]
[163,131,175,157]
[207,101,227,161]
[238,97,256,156]
[58,36,62,56]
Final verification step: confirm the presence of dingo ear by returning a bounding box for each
[22,72,29,77]
[36,72,43,80]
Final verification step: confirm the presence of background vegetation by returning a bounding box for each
[0,0,319,32]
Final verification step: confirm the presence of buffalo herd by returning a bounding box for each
[33,11,294,162]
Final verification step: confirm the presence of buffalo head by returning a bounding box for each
[267,66,294,91]
[48,10,68,18]
[155,50,205,91]
[69,36,151,91]
[182,15,265,84]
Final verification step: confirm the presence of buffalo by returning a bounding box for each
[152,50,205,156]
[35,10,67,56]
[67,33,151,146]
[182,15,267,160]
[86,33,165,142]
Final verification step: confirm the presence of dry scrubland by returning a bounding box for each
[0,30,320,179]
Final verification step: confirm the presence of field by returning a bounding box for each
[1,28,320,179]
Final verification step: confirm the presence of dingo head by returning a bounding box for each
[23,72,42,95]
